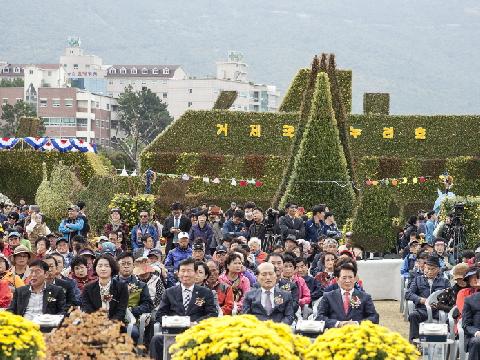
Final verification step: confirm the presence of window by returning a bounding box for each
[40,98,47,107]
[162,68,170,75]
[163,92,167,99]
[152,68,158,75]
[13,67,20,73]
[131,68,137,74]
[73,64,78,69]
[142,81,146,85]
[77,118,88,127]
[96,120,100,127]
[142,86,147,91]
[109,68,117,74]
[142,68,148,75]
[95,101,99,108]
[188,101,193,107]
[3,68,9,73]
[106,103,110,110]
[48,71,52,76]
[189,88,193,94]
[52,98,61,107]
[2,98,8,105]
[120,67,127,74]
[108,80,113,85]
[29,70,34,75]
[85,64,90,69]
[64,98,73,107]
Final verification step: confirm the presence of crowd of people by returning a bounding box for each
[0,200,379,359]
[399,210,480,359]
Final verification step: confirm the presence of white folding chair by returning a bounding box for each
[447,306,458,360]
[425,290,448,324]
[308,297,322,320]
[458,319,468,360]
[125,309,136,337]
[400,277,407,313]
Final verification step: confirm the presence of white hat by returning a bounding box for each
[178,232,189,239]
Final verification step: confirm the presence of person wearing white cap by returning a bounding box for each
[164,232,192,273]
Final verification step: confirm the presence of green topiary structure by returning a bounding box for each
[213,91,238,110]
[363,93,390,115]
[280,72,356,224]
[278,69,310,112]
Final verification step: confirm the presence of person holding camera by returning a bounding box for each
[279,203,305,240]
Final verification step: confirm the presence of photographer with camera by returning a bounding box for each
[221,210,248,241]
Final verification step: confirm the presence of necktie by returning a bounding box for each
[173,217,180,242]
[264,290,272,315]
[183,289,191,311]
[343,291,350,314]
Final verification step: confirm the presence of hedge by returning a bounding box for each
[142,110,299,157]
[351,186,397,252]
[0,150,109,203]
[213,91,238,110]
[278,68,310,113]
[281,72,356,224]
[347,114,480,158]
[363,93,390,115]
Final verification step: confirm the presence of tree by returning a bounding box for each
[0,78,24,87]
[0,100,37,136]
[116,85,173,167]
[280,72,356,225]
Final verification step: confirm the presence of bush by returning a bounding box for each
[0,150,108,203]
[305,321,419,360]
[363,93,390,115]
[213,91,238,109]
[279,68,310,113]
[0,311,45,360]
[35,162,85,226]
[281,72,356,224]
[109,193,155,227]
[170,315,310,360]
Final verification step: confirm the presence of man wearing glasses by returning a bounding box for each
[130,211,158,251]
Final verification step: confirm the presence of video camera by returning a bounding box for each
[265,208,279,232]
[452,203,465,226]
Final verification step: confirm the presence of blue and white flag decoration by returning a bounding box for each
[24,137,48,150]
[0,137,19,150]
[0,137,97,153]
[52,138,74,153]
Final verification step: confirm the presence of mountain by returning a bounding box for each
[2,0,480,114]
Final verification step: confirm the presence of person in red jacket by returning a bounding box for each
[283,254,311,310]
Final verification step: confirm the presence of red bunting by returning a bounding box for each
[239,180,248,187]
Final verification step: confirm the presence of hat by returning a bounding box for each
[147,249,162,258]
[67,205,80,211]
[79,249,96,259]
[110,208,121,214]
[8,212,19,220]
[9,245,33,262]
[0,253,11,269]
[7,231,21,238]
[56,237,69,244]
[425,256,440,268]
[97,236,109,243]
[100,242,116,256]
[452,263,469,280]
[216,245,227,253]
[178,232,189,239]
[193,243,205,251]
[285,235,297,243]
[464,267,479,281]
[132,258,155,276]
[434,238,446,245]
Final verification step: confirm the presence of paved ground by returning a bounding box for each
[375,300,409,339]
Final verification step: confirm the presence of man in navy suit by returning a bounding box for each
[150,258,217,360]
[462,284,480,360]
[316,262,379,328]
[243,262,295,325]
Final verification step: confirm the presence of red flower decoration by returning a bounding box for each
[2,137,10,141]
[419,176,427,183]
[255,180,263,187]
[239,180,248,187]
[61,139,67,144]
[365,179,373,186]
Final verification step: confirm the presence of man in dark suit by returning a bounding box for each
[163,202,192,255]
[8,259,66,319]
[279,203,305,240]
[316,262,379,328]
[150,258,217,360]
[44,255,78,311]
[462,290,480,360]
[243,262,295,324]
[405,255,450,341]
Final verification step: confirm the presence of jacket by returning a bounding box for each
[462,292,480,339]
[8,283,66,316]
[218,273,250,310]
[69,272,97,292]
[303,275,323,302]
[164,246,193,272]
[52,277,80,309]
[0,279,12,308]
[81,278,129,321]
[0,270,25,290]
[278,215,305,239]
[316,288,379,328]
[155,284,217,323]
[293,274,311,307]
[114,275,153,318]
[242,288,295,325]
[189,223,214,248]
[222,220,248,239]
[305,219,324,243]
[162,215,192,243]
[58,217,85,242]
[400,254,416,278]
[130,223,158,250]
[405,274,450,309]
